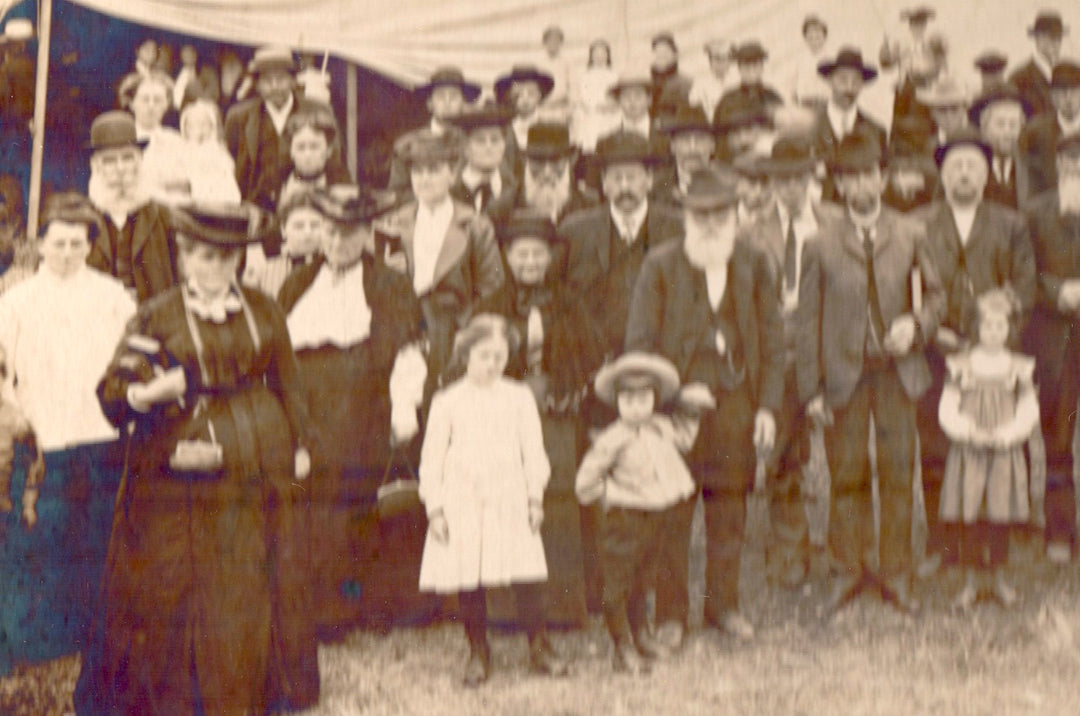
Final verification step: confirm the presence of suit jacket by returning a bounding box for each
[624,237,785,415]
[796,206,944,408]
[86,201,178,304]
[559,202,683,356]
[384,200,505,391]
[450,167,520,224]
[913,199,1036,337]
[1008,59,1055,120]
[224,93,344,201]
[1019,113,1061,198]
[1023,189,1080,399]
[983,153,1032,211]
[810,107,889,204]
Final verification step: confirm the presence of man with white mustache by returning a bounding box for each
[626,166,785,645]
[1022,133,1080,563]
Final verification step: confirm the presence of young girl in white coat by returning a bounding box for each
[418,313,568,687]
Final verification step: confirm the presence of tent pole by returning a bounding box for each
[346,61,357,180]
[26,0,51,236]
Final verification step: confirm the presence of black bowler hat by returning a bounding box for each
[968,85,1032,127]
[451,102,513,133]
[310,184,398,225]
[170,203,268,248]
[498,208,560,248]
[681,166,739,211]
[818,47,878,81]
[1029,11,1066,38]
[87,111,145,151]
[595,131,660,167]
[900,6,935,24]
[1051,63,1080,90]
[757,136,817,176]
[713,93,772,133]
[732,41,768,64]
[933,127,992,167]
[524,123,575,160]
[659,104,714,136]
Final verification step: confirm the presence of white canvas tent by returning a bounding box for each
[22,0,1080,229]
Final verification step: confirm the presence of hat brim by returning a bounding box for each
[756,157,817,175]
[170,206,263,248]
[594,353,680,405]
[933,137,992,167]
[524,146,575,160]
[597,151,662,167]
[248,59,296,76]
[310,189,399,225]
[715,113,772,133]
[85,137,148,151]
[417,80,482,103]
[817,62,878,81]
[660,120,716,136]
[494,73,555,102]
[968,92,1032,125]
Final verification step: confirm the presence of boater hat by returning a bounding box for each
[248,46,296,76]
[170,203,267,247]
[594,351,681,405]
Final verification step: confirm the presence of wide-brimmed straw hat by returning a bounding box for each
[310,184,398,225]
[594,351,680,405]
[170,203,267,247]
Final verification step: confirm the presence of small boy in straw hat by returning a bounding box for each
[575,351,714,675]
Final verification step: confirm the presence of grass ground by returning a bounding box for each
[4,533,1079,715]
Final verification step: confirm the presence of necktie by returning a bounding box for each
[526,307,544,375]
[864,228,886,349]
[783,219,798,293]
[475,182,492,213]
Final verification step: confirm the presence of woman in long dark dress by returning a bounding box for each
[75,204,319,715]
[477,209,605,625]
[277,185,430,632]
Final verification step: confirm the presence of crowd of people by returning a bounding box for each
[1,4,1080,712]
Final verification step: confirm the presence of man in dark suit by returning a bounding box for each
[811,47,888,204]
[499,123,597,228]
[224,46,345,201]
[626,166,785,643]
[495,65,555,182]
[745,138,844,588]
[651,104,718,209]
[1008,11,1066,120]
[912,129,1036,575]
[559,131,682,612]
[1019,62,1080,198]
[796,134,944,618]
[971,86,1034,210]
[1022,134,1080,564]
[84,111,178,304]
[713,41,783,124]
[449,103,518,221]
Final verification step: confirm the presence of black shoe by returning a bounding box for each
[529,633,569,677]
[462,644,490,687]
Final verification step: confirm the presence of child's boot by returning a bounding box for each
[463,631,490,687]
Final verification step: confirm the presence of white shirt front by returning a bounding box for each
[0,266,135,451]
[412,198,455,295]
[264,93,295,135]
[461,165,503,201]
[705,265,727,312]
[775,200,818,312]
[950,203,978,247]
[610,200,648,243]
[286,260,373,351]
[826,101,857,140]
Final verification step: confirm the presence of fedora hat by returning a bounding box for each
[524,123,575,160]
[170,203,267,248]
[1029,11,1066,38]
[87,110,144,151]
[416,66,481,103]
[451,102,513,133]
[974,51,1007,75]
[681,166,739,211]
[659,104,714,136]
[916,75,968,108]
[968,85,1032,127]
[1051,62,1080,90]
[494,65,554,104]
[498,208,560,248]
[595,131,660,167]
[933,127,992,167]
[607,74,653,100]
[247,46,295,76]
[310,184,398,225]
[829,132,884,174]
[817,47,878,81]
[594,351,680,405]
[757,136,816,176]
[732,41,768,64]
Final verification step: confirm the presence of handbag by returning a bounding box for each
[376,445,422,521]
[166,285,262,480]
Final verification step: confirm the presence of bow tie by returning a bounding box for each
[186,282,243,323]
[515,285,553,317]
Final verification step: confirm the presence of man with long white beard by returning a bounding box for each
[1022,134,1080,563]
[518,123,596,225]
[626,166,785,645]
[796,134,944,620]
[914,128,1035,577]
[85,111,179,304]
